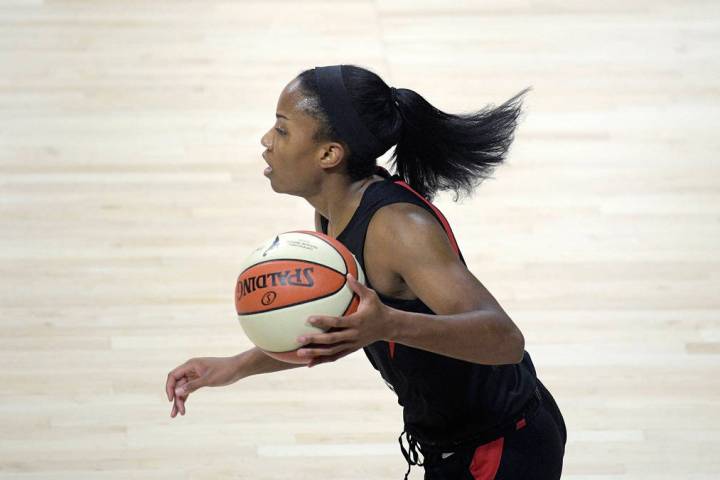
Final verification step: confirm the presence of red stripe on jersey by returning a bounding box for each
[469,437,504,480]
[392,180,461,258]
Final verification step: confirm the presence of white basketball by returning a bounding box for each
[234,230,366,364]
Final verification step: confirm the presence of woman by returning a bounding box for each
[166,64,567,479]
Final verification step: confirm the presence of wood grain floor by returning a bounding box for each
[1,1,719,478]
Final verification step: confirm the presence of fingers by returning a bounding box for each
[345,273,367,297]
[166,362,194,402]
[174,399,184,417]
[306,315,350,330]
[166,372,177,402]
[175,376,203,397]
[297,342,353,359]
[171,396,185,417]
[307,350,351,368]
[176,377,189,415]
[171,377,189,417]
[298,327,356,346]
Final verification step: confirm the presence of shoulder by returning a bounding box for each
[372,202,438,231]
[367,202,456,260]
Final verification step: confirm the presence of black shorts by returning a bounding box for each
[420,380,567,480]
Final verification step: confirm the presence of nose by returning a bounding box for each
[261,129,272,150]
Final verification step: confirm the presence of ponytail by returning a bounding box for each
[391,86,531,201]
[296,65,530,201]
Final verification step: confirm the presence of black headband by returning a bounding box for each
[313,65,387,161]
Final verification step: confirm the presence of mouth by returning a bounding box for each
[262,152,273,176]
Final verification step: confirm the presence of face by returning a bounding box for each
[260,78,344,197]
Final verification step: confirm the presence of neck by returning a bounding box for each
[306,172,379,236]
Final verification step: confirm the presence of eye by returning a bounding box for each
[274,127,287,136]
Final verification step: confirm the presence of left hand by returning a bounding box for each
[297,273,394,367]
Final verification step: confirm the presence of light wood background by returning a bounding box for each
[1,1,719,479]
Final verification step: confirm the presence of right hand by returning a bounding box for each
[165,356,240,418]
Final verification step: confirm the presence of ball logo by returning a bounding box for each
[261,291,277,306]
[262,236,281,257]
[237,267,316,299]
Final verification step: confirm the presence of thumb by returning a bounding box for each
[346,273,368,297]
[175,377,204,396]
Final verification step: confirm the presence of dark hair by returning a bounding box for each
[296,65,530,201]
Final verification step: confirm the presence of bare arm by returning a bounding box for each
[379,204,524,364]
[231,346,304,380]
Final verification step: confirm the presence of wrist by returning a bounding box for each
[229,351,251,381]
[385,307,405,342]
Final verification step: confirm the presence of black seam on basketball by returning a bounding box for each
[238,257,347,279]
[236,232,358,316]
[295,231,352,277]
[237,285,354,316]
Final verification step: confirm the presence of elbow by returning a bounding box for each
[506,323,525,364]
[485,316,525,366]
[512,328,525,364]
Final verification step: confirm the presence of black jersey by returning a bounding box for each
[319,166,539,448]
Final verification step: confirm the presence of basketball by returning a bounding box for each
[234,230,366,364]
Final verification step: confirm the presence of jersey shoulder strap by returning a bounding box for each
[319,166,464,263]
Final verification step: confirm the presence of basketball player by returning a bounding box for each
[166,64,567,479]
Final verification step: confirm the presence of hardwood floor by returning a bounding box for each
[1,1,718,478]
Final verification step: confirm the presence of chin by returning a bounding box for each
[266,175,282,193]
[267,177,308,198]
[269,181,292,196]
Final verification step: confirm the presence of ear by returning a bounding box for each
[319,142,346,170]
